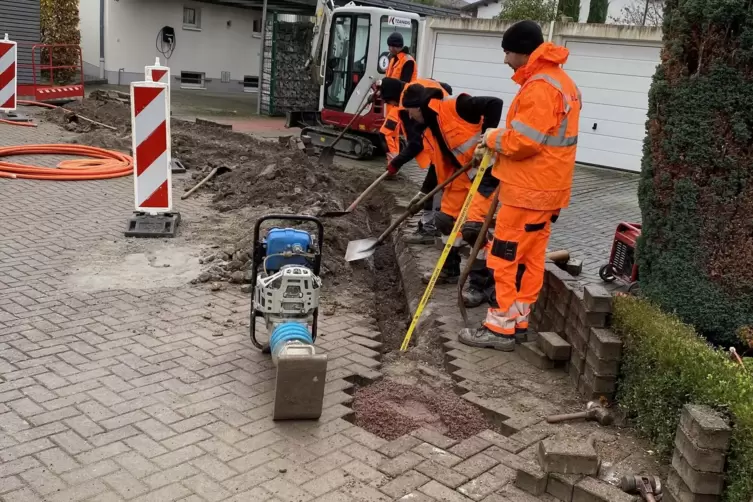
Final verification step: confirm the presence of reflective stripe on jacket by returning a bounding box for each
[427,94,483,168]
[486,43,581,210]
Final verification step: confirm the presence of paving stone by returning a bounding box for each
[546,473,582,502]
[378,435,423,458]
[380,470,431,498]
[538,439,598,475]
[449,436,493,459]
[415,459,469,489]
[453,453,499,478]
[537,332,571,361]
[679,405,732,452]
[419,480,474,502]
[512,459,548,496]
[572,477,636,502]
[671,450,725,495]
[378,451,424,477]
[458,472,508,501]
[397,492,437,501]
[412,442,463,467]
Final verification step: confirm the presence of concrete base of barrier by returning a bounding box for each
[0,110,31,123]
[125,211,181,238]
[273,353,328,420]
[171,159,187,174]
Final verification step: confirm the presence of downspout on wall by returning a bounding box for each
[99,0,105,79]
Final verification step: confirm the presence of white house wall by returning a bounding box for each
[100,0,262,91]
[79,0,101,78]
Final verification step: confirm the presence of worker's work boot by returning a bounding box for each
[462,287,487,308]
[459,326,515,352]
[404,221,440,245]
[422,248,460,284]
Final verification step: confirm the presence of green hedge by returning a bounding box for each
[613,296,753,502]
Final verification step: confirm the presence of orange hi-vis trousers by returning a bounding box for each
[484,205,557,336]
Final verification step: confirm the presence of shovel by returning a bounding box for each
[181,165,233,200]
[319,88,373,168]
[345,162,473,262]
[320,171,390,218]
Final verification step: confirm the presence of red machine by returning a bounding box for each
[16,43,85,103]
[599,222,641,293]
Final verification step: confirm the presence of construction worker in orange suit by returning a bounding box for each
[385,32,417,84]
[379,77,452,244]
[398,83,503,300]
[459,20,582,351]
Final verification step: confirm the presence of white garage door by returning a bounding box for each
[429,33,660,172]
[564,40,660,172]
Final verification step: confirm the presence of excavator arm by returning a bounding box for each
[306,0,335,86]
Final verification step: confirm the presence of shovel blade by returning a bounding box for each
[344,238,378,262]
[319,147,335,167]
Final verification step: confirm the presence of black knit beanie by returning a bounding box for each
[501,20,544,55]
[400,83,425,108]
[380,78,405,104]
[387,32,404,48]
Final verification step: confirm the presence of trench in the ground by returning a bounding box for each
[345,192,497,441]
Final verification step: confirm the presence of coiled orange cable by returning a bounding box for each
[0,144,133,180]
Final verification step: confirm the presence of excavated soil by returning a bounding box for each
[52,95,492,440]
[353,379,490,440]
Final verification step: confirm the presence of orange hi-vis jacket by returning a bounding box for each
[428,95,483,169]
[385,52,417,82]
[379,78,447,167]
[485,43,581,211]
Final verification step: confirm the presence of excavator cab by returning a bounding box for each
[297,2,421,159]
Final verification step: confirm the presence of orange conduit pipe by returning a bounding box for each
[0,119,37,127]
[0,144,133,180]
[0,100,57,127]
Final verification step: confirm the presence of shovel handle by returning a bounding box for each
[346,171,389,212]
[458,184,500,328]
[546,411,589,423]
[374,163,474,246]
[327,88,373,148]
[181,167,219,200]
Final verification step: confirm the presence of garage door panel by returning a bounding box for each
[436,33,503,49]
[577,147,642,172]
[578,118,646,142]
[432,58,512,79]
[580,101,648,126]
[565,55,658,77]
[568,70,652,94]
[434,45,504,64]
[578,130,643,157]
[431,70,517,94]
[566,41,660,61]
[580,87,648,110]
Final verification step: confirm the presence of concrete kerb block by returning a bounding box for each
[588,328,623,361]
[671,450,725,495]
[573,477,638,502]
[513,459,548,496]
[584,284,613,313]
[585,350,619,376]
[537,438,599,476]
[674,424,727,473]
[537,331,572,361]
[666,467,721,502]
[518,341,556,370]
[547,473,583,501]
[680,404,732,452]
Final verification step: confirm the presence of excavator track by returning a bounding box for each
[301,126,376,160]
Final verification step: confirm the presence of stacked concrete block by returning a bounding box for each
[531,263,576,334]
[564,284,618,400]
[664,404,731,502]
[518,331,572,371]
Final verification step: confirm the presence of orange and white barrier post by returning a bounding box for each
[144,57,185,173]
[125,74,180,237]
[0,34,18,112]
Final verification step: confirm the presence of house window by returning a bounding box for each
[180,71,205,89]
[243,76,259,93]
[183,6,201,30]
[252,19,262,37]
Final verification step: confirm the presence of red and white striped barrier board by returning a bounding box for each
[0,34,17,111]
[130,80,172,213]
[145,58,171,107]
